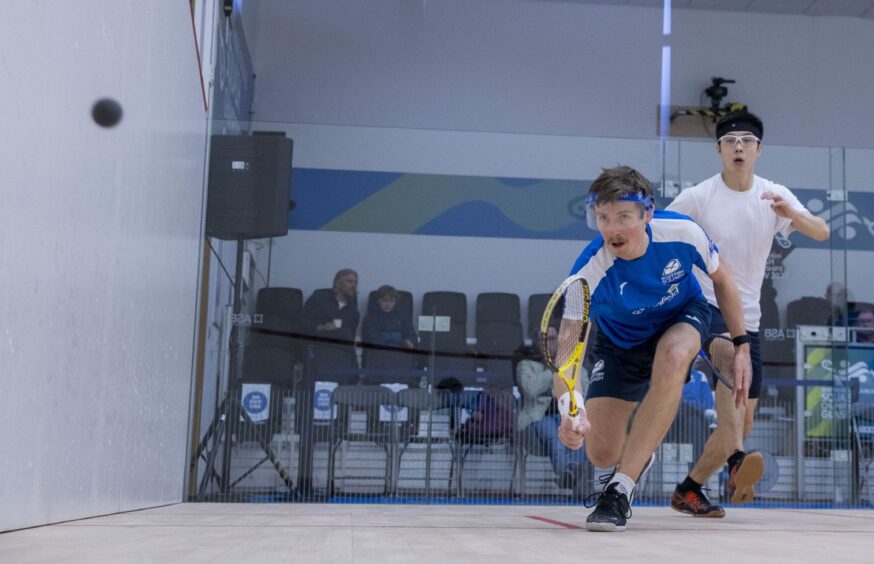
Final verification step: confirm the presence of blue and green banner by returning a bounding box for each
[290,168,874,248]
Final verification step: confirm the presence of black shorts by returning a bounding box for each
[706,305,763,400]
[586,298,711,403]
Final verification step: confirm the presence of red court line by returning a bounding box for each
[59,523,557,530]
[525,515,584,529]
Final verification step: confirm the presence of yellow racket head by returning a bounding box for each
[539,275,590,374]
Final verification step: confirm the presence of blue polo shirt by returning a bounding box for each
[569,210,719,348]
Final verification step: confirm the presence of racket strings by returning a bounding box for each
[707,335,735,379]
[554,281,587,366]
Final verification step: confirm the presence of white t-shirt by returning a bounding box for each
[667,173,806,332]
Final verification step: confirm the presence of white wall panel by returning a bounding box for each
[0,1,207,530]
[251,0,874,149]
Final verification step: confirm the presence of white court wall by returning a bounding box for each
[0,2,207,530]
[250,0,874,149]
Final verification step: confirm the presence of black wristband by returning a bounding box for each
[732,334,751,347]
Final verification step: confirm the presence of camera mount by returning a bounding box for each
[704,76,735,116]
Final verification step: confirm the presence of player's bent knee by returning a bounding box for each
[656,343,697,377]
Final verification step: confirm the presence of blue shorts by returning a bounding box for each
[706,305,763,400]
[586,298,711,403]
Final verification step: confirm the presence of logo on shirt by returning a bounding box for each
[655,283,680,308]
[590,359,605,383]
[661,258,686,283]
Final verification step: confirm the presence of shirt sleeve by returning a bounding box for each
[771,182,807,238]
[688,220,720,275]
[569,239,607,289]
[666,186,698,218]
[569,239,598,277]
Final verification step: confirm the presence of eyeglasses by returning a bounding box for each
[594,211,646,229]
[718,135,760,148]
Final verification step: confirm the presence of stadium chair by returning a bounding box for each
[455,388,517,497]
[475,292,523,383]
[421,291,476,375]
[527,293,552,342]
[786,296,831,327]
[249,287,305,355]
[326,385,397,497]
[396,388,457,494]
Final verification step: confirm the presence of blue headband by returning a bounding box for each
[585,191,654,210]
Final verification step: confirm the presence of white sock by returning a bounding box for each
[608,472,636,498]
[594,466,616,490]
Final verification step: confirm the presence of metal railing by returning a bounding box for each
[190,337,874,508]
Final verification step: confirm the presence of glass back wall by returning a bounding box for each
[190,120,874,508]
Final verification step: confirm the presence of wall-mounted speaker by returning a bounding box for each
[206,134,293,240]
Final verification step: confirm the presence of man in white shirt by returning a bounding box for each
[666,111,829,516]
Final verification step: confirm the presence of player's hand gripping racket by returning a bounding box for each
[540,274,591,428]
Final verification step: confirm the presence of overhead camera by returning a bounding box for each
[667,76,746,133]
[704,76,735,115]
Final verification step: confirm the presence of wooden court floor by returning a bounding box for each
[2,502,874,563]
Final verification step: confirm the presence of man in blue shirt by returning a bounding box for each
[555,166,751,532]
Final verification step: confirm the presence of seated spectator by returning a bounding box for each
[826,281,849,326]
[302,268,361,379]
[514,327,589,493]
[855,308,874,344]
[455,387,516,443]
[362,285,417,350]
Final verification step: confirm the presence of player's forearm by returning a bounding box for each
[552,372,584,399]
[790,212,830,241]
[552,373,566,400]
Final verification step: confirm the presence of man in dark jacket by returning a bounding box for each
[302,268,361,381]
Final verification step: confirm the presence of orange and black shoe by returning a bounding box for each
[728,450,765,505]
[671,486,726,518]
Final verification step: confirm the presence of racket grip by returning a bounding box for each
[558,391,585,422]
[567,411,581,427]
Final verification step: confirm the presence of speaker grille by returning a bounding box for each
[206,135,293,240]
